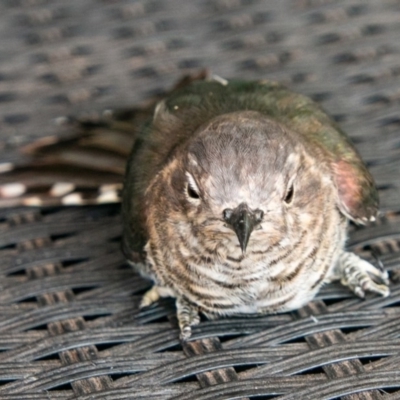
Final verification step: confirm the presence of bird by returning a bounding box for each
[0,73,390,340]
[121,76,390,339]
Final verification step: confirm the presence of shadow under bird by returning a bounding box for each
[121,77,390,339]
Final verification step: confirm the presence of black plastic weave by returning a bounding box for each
[1,0,400,399]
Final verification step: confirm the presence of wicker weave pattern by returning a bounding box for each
[1,0,400,398]
[1,206,400,398]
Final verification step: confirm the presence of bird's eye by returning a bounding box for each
[185,172,201,200]
[284,184,294,204]
[187,184,200,199]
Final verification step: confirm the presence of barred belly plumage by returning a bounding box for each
[145,201,346,316]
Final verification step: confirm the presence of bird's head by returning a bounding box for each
[157,111,335,256]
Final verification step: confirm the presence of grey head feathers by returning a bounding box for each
[183,111,302,214]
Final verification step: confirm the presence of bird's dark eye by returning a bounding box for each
[187,184,200,199]
[284,184,294,204]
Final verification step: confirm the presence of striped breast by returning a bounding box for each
[144,195,347,316]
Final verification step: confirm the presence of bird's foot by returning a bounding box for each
[176,297,200,341]
[140,288,199,340]
[139,285,175,308]
[335,251,390,298]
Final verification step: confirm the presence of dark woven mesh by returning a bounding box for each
[0,0,400,398]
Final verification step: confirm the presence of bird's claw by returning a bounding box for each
[140,286,161,308]
[338,251,390,299]
[176,297,200,341]
[139,285,175,308]
[139,288,199,340]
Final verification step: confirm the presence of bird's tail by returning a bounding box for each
[0,70,208,207]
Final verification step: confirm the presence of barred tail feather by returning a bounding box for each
[0,70,208,208]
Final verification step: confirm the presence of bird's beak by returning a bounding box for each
[223,203,258,254]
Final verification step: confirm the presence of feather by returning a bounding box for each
[0,69,208,207]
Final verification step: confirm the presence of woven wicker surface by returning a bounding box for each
[1,0,400,399]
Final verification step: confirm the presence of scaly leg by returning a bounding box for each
[330,251,390,298]
[176,297,200,340]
